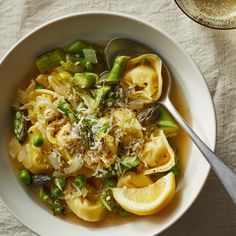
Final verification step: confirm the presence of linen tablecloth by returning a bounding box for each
[0,0,236,235]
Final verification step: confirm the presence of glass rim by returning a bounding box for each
[174,0,236,30]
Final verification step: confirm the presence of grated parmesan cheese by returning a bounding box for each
[48,149,62,169]
[64,155,84,175]
[92,166,108,178]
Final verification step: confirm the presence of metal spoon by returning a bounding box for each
[105,37,236,203]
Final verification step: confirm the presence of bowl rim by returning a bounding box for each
[0,11,216,236]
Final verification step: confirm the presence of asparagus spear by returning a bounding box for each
[73,72,97,89]
[67,40,103,56]
[104,156,140,178]
[79,121,94,148]
[57,102,76,123]
[77,85,111,114]
[13,110,27,145]
[100,178,117,211]
[57,102,94,148]
[60,54,94,73]
[94,86,111,105]
[76,114,94,148]
[60,54,83,73]
[67,40,93,55]
[105,56,130,84]
[36,49,65,73]
[137,106,159,126]
[120,155,140,170]
[157,105,179,134]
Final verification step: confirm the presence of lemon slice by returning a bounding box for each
[112,172,175,215]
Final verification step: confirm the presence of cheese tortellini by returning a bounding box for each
[122,54,163,104]
[65,182,106,222]
[66,196,106,222]
[23,125,52,173]
[112,108,143,144]
[141,130,175,175]
[84,133,117,168]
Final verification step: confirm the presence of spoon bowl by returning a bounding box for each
[105,37,172,102]
[105,37,236,204]
[105,38,152,69]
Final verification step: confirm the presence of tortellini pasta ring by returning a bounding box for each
[112,108,143,145]
[141,130,176,175]
[20,143,52,174]
[66,196,106,222]
[20,125,53,173]
[122,54,163,103]
[65,183,106,222]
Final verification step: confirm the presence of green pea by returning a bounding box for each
[107,97,116,107]
[170,157,180,176]
[33,136,44,147]
[118,207,131,216]
[40,190,64,214]
[86,119,95,128]
[102,178,116,190]
[84,60,93,71]
[19,169,31,184]
[53,199,64,214]
[55,177,66,189]
[54,205,63,214]
[51,187,62,198]
[100,124,110,133]
[40,190,50,202]
[79,58,93,71]
[74,176,87,188]
[35,83,45,89]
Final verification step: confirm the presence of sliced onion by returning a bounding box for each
[48,150,61,169]
[52,171,65,177]
[83,49,98,64]
[18,147,26,162]
[8,137,22,159]
[97,71,109,84]
[128,100,145,110]
[64,156,84,175]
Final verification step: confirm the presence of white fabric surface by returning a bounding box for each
[0,0,236,235]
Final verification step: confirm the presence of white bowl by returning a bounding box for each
[0,12,216,236]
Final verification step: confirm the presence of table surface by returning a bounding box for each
[0,0,236,235]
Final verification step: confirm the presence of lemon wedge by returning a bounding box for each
[112,172,175,215]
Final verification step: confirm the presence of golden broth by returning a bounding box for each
[8,44,191,225]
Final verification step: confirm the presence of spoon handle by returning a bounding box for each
[163,99,236,203]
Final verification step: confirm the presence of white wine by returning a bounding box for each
[175,0,236,29]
